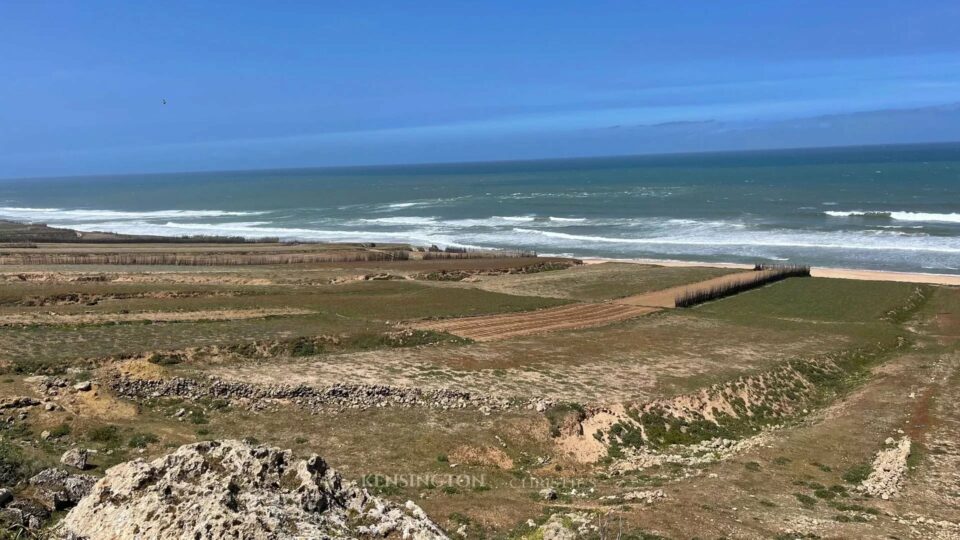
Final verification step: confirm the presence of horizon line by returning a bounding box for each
[3,139,960,183]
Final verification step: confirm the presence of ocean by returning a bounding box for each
[2,143,959,274]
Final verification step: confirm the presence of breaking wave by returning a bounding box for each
[825,210,960,223]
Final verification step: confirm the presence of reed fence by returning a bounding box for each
[675,265,811,307]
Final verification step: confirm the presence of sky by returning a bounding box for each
[2,1,960,178]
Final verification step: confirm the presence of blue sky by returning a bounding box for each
[2,1,959,178]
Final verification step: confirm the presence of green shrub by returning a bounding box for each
[794,493,817,506]
[128,432,159,448]
[0,440,36,486]
[87,425,120,443]
[49,423,71,438]
[813,489,835,500]
[842,463,871,484]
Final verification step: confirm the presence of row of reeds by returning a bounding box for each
[72,235,284,244]
[675,264,811,307]
[0,249,413,266]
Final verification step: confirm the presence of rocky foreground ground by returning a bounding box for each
[52,439,448,539]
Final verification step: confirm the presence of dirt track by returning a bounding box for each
[412,270,763,341]
[413,302,659,341]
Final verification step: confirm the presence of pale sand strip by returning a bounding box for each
[581,257,960,286]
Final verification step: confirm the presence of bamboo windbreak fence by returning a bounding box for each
[675,265,811,307]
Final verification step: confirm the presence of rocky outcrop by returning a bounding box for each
[58,439,447,539]
[860,436,911,500]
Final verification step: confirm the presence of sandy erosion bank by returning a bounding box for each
[580,257,960,286]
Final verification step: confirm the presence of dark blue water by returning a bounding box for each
[2,143,959,273]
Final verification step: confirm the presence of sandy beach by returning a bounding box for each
[581,256,960,286]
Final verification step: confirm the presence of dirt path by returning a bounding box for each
[411,270,763,341]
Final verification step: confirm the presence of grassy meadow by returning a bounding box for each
[1,243,957,539]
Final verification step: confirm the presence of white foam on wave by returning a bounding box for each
[825,210,960,223]
[384,202,423,209]
[373,196,472,212]
[510,227,960,253]
[548,217,586,223]
[359,216,438,226]
[444,216,537,227]
[51,220,481,250]
[0,207,266,222]
[824,210,891,218]
[890,212,960,223]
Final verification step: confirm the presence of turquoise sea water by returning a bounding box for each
[2,143,959,273]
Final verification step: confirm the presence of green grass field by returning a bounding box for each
[1,249,957,540]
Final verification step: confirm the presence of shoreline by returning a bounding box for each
[579,256,960,286]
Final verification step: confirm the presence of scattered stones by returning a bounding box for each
[40,430,51,441]
[0,499,50,531]
[59,449,89,471]
[108,374,536,413]
[32,376,70,397]
[623,489,666,504]
[0,396,40,410]
[609,433,776,473]
[57,439,447,539]
[860,436,911,500]
[72,381,92,392]
[533,512,596,540]
[0,488,12,507]
[28,469,96,511]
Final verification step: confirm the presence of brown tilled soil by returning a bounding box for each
[410,269,765,340]
[412,302,659,341]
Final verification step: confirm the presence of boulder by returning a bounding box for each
[58,439,447,539]
[539,487,558,500]
[0,499,50,531]
[72,381,92,392]
[28,468,96,511]
[59,448,89,471]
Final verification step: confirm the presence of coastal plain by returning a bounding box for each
[0,238,958,539]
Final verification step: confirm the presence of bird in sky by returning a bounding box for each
[161,99,167,105]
